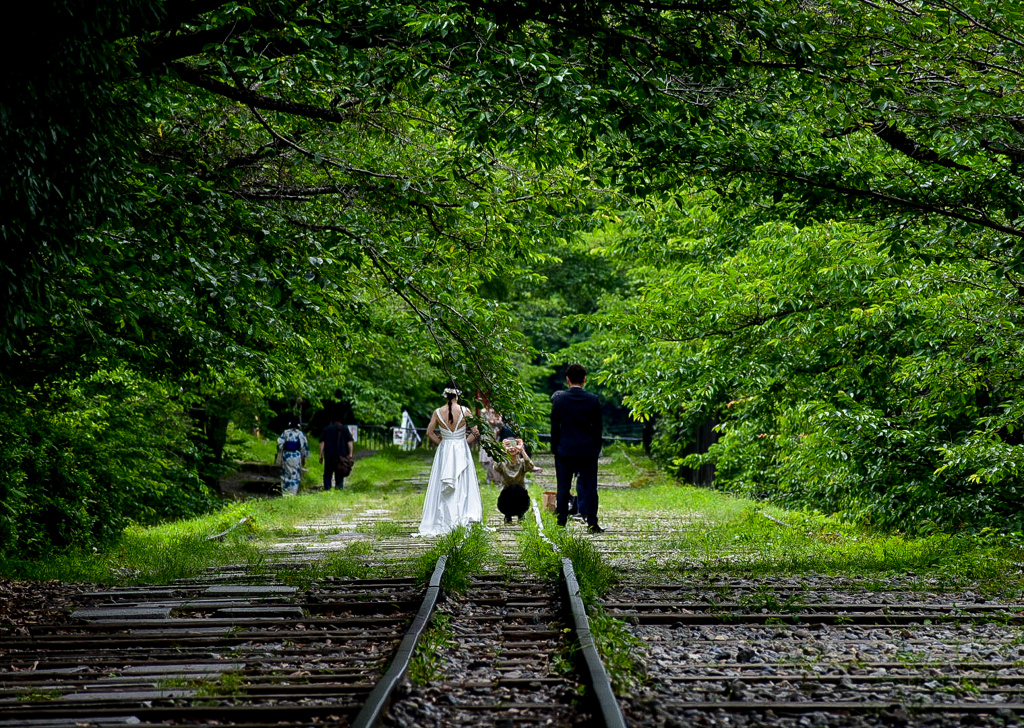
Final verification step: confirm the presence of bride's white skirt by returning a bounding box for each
[418,431,482,536]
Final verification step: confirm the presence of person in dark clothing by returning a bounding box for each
[495,420,516,443]
[549,363,604,533]
[319,417,354,490]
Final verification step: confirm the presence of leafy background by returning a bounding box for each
[2,0,1023,554]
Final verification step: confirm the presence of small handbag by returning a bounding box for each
[336,454,354,478]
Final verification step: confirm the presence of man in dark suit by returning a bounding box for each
[550,363,605,533]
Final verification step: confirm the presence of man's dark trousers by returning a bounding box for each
[323,462,345,491]
[555,455,598,526]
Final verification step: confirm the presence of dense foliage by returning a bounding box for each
[579,196,1024,533]
[3,0,1023,553]
[561,0,1024,533]
[2,0,572,554]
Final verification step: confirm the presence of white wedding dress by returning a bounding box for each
[417,406,483,536]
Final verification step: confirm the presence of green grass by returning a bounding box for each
[0,447,433,584]
[223,423,433,493]
[519,477,643,697]
[223,423,280,464]
[414,523,492,594]
[552,530,617,602]
[587,610,647,695]
[274,542,383,589]
[0,504,264,584]
[515,517,561,582]
[16,689,63,702]
[596,448,1024,595]
[409,611,455,684]
[600,443,662,487]
[6,438,1024,601]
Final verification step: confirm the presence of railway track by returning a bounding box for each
[383,572,589,727]
[0,492,624,728]
[0,573,427,726]
[608,582,1024,726]
[378,500,621,727]
[548,478,1024,728]
[7,450,1024,728]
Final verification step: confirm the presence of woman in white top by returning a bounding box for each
[417,386,483,536]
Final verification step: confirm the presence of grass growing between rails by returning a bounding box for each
[552,530,645,696]
[600,446,1024,596]
[551,528,618,603]
[414,523,492,594]
[515,517,561,582]
[409,611,455,684]
[514,503,645,697]
[0,448,431,585]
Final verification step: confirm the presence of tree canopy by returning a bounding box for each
[2,0,1023,553]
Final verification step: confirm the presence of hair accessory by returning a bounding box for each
[443,387,461,396]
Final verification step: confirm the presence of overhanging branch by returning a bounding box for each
[872,120,972,171]
[760,168,1024,239]
[170,62,361,122]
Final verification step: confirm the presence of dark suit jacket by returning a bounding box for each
[550,387,602,458]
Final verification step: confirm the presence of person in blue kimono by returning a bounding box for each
[276,419,310,496]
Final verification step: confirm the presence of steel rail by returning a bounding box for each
[529,493,629,728]
[554,546,625,728]
[561,558,627,728]
[606,611,1024,625]
[350,554,448,728]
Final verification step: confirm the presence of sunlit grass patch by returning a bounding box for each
[0,502,264,584]
[223,422,279,464]
[414,523,492,594]
[340,446,432,491]
[516,516,561,582]
[0,448,433,584]
[600,480,1024,593]
[553,531,617,601]
[357,520,408,539]
[600,443,661,487]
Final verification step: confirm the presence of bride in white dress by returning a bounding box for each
[417,387,483,536]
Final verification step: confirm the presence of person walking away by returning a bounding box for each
[277,419,310,496]
[549,363,604,533]
[418,386,483,536]
[319,415,354,490]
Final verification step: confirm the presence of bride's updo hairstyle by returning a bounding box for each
[442,384,461,426]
